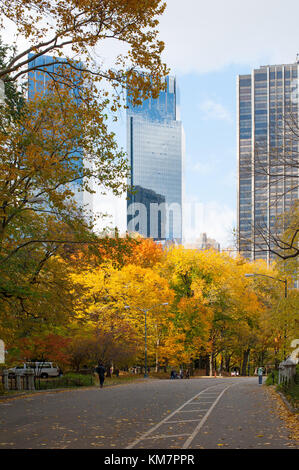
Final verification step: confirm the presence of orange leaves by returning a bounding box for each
[16,334,72,367]
[123,237,164,268]
[68,242,289,369]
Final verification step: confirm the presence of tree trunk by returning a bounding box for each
[260,350,265,367]
[225,354,231,372]
[274,348,280,370]
[241,349,250,376]
[189,359,194,377]
[105,364,111,377]
[220,355,223,376]
[209,354,213,377]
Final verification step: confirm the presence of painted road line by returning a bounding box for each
[142,433,191,440]
[182,385,232,449]
[166,419,205,424]
[126,384,226,449]
[181,407,210,410]
[180,406,209,411]
[193,394,219,397]
[175,410,206,413]
[185,403,211,406]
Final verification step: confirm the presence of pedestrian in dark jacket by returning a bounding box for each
[95,363,106,388]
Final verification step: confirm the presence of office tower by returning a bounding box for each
[237,60,299,262]
[127,186,166,240]
[27,54,84,206]
[127,76,185,243]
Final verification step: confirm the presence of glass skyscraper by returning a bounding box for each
[27,54,84,206]
[127,76,185,243]
[237,61,299,262]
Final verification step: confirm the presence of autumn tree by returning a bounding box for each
[11,333,72,369]
[66,332,137,372]
[0,1,168,109]
[0,1,169,332]
[71,259,174,372]
[160,247,274,375]
[122,236,164,268]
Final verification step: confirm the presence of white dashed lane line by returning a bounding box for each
[126,383,235,449]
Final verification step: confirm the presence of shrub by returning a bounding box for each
[35,372,95,390]
[266,370,278,385]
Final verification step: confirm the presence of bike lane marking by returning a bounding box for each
[126,384,232,449]
[182,385,232,449]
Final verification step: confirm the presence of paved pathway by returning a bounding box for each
[0,377,297,449]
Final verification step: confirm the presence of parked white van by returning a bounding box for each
[8,362,60,378]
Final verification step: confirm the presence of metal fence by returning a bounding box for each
[1,371,95,392]
[34,374,94,390]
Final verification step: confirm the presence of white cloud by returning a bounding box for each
[91,188,127,235]
[200,99,232,122]
[4,1,299,77]
[159,0,299,74]
[6,1,299,80]
[183,197,236,248]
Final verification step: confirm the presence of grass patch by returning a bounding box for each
[0,389,26,398]
[267,365,299,410]
[277,379,299,410]
[96,374,147,387]
[35,373,95,390]
[266,370,279,386]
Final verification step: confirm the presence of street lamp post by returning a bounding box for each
[244,273,287,298]
[125,303,168,378]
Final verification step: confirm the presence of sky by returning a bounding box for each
[155,0,299,247]
[103,0,299,247]
[3,0,299,248]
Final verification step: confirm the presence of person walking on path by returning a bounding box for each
[258,367,263,385]
[95,363,106,388]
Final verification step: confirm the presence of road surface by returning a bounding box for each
[0,377,297,449]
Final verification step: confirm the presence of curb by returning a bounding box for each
[0,391,28,401]
[0,378,150,402]
[276,390,299,418]
[0,386,95,402]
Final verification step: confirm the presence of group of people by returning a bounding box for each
[170,369,190,379]
[95,363,193,387]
